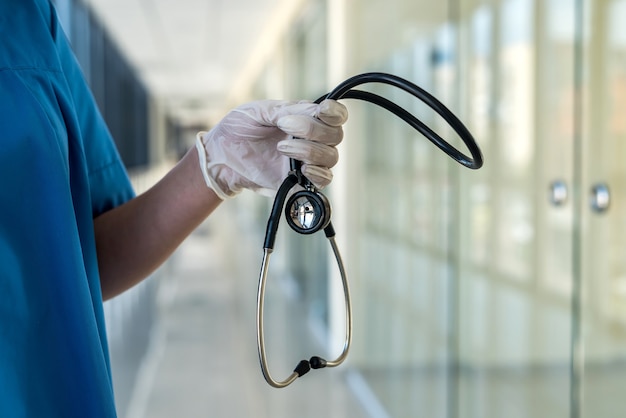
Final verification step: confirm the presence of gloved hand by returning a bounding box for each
[195,99,348,199]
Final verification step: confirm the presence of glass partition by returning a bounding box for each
[349,2,457,417]
[579,0,626,416]
[270,0,626,416]
[456,1,576,417]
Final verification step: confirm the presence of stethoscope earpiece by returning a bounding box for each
[285,189,331,235]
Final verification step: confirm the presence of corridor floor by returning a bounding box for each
[109,207,368,418]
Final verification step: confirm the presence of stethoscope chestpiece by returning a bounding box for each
[285,189,331,235]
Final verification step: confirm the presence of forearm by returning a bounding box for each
[95,147,222,300]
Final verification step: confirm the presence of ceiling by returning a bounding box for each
[85,0,304,124]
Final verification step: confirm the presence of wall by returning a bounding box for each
[242,0,626,417]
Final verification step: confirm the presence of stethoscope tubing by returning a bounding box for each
[256,249,300,388]
[256,229,352,388]
[324,235,352,368]
[256,72,483,388]
[315,72,483,170]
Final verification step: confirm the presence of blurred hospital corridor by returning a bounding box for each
[55,0,626,416]
[106,196,626,418]
[106,201,369,418]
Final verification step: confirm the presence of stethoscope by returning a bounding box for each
[256,72,484,388]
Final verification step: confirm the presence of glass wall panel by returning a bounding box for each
[580,0,626,416]
[348,2,456,417]
[457,0,575,417]
[265,0,626,417]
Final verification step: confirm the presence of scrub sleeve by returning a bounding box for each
[0,0,134,416]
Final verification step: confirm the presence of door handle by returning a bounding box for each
[590,183,610,213]
[549,180,568,206]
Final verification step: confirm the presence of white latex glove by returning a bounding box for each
[195,99,348,199]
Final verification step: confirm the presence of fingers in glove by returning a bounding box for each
[301,164,333,189]
[277,115,344,146]
[277,138,339,168]
[315,99,348,127]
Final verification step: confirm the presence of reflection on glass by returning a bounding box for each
[338,0,626,416]
[458,0,573,417]
[579,0,626,416]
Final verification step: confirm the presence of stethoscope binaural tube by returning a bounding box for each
[256,174,352,388]
[256,72,483,388]
[316,72,483,170]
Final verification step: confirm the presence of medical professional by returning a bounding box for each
[0,0,348,416]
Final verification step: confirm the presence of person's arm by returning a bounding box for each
[95,147,221,300]
[96,99,348,300]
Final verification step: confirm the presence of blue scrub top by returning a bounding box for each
[0,0,135,416]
